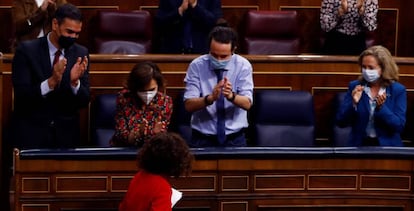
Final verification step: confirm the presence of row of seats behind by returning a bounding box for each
[91,90,351,147]
[92,10,302,54]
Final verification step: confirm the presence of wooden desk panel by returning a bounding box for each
[13,147,414,211]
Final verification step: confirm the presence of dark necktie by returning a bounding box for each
[52,49,62,68]
[214,69,226,145]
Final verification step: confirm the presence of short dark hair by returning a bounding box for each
[208,26,238,51]
[127,61,165,93]
[137,132,194,177]
[54,3,83,24]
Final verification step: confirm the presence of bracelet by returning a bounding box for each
[204,95,213,105]
[227,92,236,102]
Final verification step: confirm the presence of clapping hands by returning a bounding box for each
[356,0,365,15]
[179,0,198,15]
[211,76,232,101]
[339,0,348,16]
[48,57,67,89]
[339,0,365,16]
[70,56,88,87]
[375,92,387,109]
[153,116,167,134]
[352,85,364,104]
[40,0,57,11]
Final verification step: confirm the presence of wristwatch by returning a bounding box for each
[227,92,236,102]
[204,95,213,105]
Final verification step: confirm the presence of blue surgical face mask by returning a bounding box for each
[362,68,380,82]
[209,54,230,70]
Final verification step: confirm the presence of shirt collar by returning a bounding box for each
[47,33,65,56]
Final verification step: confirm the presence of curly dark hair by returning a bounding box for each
[137,132,193,178]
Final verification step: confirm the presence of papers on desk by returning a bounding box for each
[171,188,182,207]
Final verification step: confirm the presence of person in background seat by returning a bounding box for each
[111,61,173,147]
[155,0,223,54]
[12,0,67,52]
[320,0,378,55]
[336,45,406,146]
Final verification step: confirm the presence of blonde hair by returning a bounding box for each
[358,45,399,86]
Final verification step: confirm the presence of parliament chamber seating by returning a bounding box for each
[252,90,315,146]
[331,92,352,146]
[93,10,152,54]
[92,90,318,147]
[91,93,118,147]
[170,92,192,144]
[91,92,193,146]
[241,10,301,55]
[4,53,414,210]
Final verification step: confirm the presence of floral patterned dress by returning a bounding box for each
[111,89,173,147]
[320,0,378,35]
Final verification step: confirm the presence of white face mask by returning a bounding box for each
[362,68,380,82]
[137,89,157,105]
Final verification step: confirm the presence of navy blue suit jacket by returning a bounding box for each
[11,36,90,149]
[155,0,222,54]
[336,80,406,146]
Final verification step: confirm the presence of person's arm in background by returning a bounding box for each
[320,0,341,32]
[46,0,66,18]
[156,0,186,26]
[189,0,223,27]
[12,0,47,36]
[359,0,378,31]
[12,0,64,36]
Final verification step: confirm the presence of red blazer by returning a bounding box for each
[119,170,172,211]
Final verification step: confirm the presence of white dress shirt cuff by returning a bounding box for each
[40,79,52,96]
[71,80,81,94]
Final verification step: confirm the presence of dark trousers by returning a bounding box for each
[11,114,80,149]
[189,129,247,148]
[362,137,379,146]
[323,31,367,55]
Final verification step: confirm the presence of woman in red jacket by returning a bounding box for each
[119,132,194,211]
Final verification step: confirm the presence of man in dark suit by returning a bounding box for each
[155,0,223,54]
[11,3,90,149]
